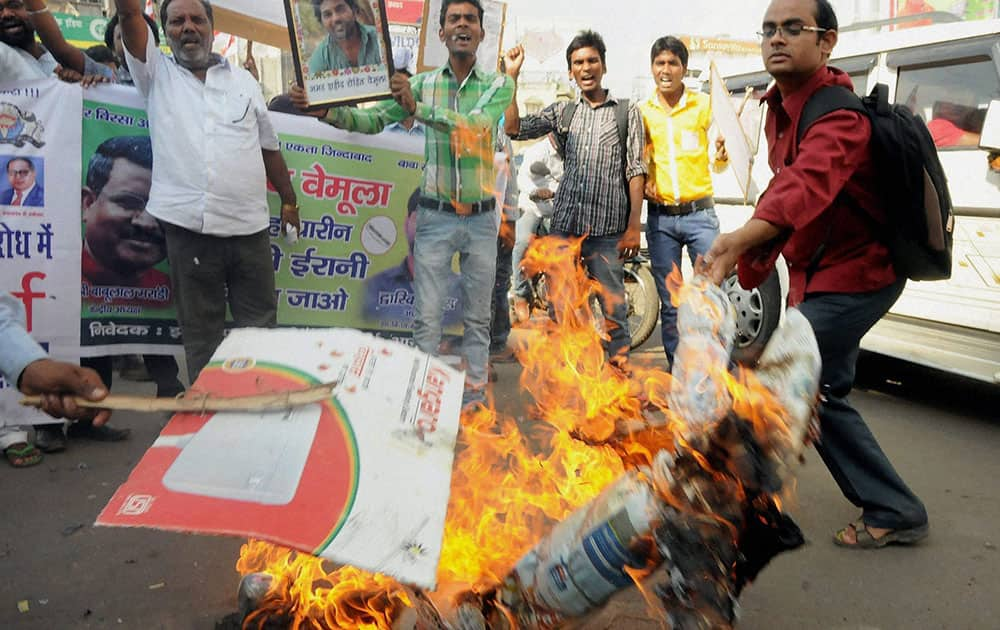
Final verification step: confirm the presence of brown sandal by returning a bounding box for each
[834,519,929,549]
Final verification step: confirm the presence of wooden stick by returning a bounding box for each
[19,382,338,414]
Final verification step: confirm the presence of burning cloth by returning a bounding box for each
[235,270,822,630]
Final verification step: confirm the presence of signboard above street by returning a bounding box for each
[680,35,760,57]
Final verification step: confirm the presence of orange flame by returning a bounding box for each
[236,237,796,628]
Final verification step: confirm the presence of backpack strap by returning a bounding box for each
[615,97,630,160]
[796,85,866,145]
[553,100,577,159]
[615,98,631,194]
[797,86,867,282]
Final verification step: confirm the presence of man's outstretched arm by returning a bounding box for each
[113,0,149,62]
[24,0,90,75]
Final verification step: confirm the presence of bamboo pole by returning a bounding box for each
[20,382,338,414]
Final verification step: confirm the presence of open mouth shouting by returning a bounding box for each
[0,19,29,45]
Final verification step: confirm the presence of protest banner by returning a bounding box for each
[79,86,178,357]
[386,0,424,24]
[0,79,83,425]
[77,85,439,359]
[266,111,457,343]
[97,327,463,589]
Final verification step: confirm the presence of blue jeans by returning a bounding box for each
[512,211,543,298]
[798,279,927,530]
[553,231,630,362]
[646,207,720,363]
[413,206,498,393]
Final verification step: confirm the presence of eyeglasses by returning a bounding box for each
[757,23,829,40]
[8,169,31,178]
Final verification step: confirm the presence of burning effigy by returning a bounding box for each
[233,235,821,630]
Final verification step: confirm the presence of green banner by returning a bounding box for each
[80,91,176,350]
[78,86,448,353]
[53,12,108,48]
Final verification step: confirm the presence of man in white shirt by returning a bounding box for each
[0,0,57,82]
[113,0,299,380]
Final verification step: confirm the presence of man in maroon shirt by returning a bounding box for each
[707,0,928,549]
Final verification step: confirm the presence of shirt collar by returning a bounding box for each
[762,65,830,117]
[442,61,484,82]
[13,184,35,200]
[168,52,228,75]
[578,89,620,109]
[645,87,690,112]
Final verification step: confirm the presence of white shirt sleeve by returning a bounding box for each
[0,293,47,387]
[247,73,279,151]
[123,23,162,97]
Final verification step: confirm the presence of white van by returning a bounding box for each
[711,18,1000,385]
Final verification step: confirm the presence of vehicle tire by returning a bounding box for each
[724,269,782,366]
[624,263,660,350]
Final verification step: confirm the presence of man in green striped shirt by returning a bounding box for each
[291,0,514,411]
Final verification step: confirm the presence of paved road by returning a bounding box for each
[1,347,997,629]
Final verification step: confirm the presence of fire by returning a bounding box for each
[237,236,796,629]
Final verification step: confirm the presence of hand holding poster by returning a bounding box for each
[97,328,463,589]
[284,0,396,108]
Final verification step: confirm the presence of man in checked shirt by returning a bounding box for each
[503,32,647,368]
[291,0,514,411]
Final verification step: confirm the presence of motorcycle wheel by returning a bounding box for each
[724,269,782,366]
[624,263,660,350]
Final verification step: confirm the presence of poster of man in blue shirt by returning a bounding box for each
[307,0,385,74]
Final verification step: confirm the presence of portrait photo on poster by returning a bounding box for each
[1,155,45,208]
[284,0,396,108]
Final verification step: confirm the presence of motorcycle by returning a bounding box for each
[518,221,660,351]
[518,217,786,361]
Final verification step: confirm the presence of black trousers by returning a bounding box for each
[798,279,928,530]
[162,223,277,382]
[490,220,514,352]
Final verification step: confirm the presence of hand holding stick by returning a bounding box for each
[21,382,338,414]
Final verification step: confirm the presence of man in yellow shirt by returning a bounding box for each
[641,36,727,365]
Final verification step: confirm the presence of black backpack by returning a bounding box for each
[797,83,954,281]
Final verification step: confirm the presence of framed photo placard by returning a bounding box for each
[284,0,396,108]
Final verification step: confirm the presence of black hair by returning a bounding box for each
[439,0,484,29]
[310,0,360,23]
[160,0,214,30]
[5,157,33,173]
[814,0,838,32]
[86,136,153,197]
[86,44,117,66]
[565,30,606,69]
[104,12,161,49]
[649,35,688,68]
